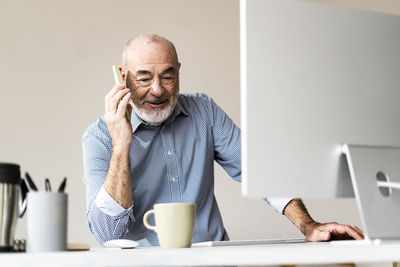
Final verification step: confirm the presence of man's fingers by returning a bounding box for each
[324,223,364,240]
[117,92,131,116]
[105,84,125,99]
[105,84,125,112]
[306,222,365,242]
[339,225,363,240]
[109,89,130,113]
[349,225,365,239]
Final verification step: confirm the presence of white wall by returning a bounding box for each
[0,0,361,247]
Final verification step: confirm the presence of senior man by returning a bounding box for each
[82,34,364,246]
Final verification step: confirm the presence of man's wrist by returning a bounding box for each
[284,199,317,235]
[112,143,131,155]
[300,220,319,236]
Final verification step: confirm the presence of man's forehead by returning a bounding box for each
[133,63,177,74]
[126,42,178,69]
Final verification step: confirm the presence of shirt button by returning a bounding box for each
[168,151,172,156]
[171,177,176,182]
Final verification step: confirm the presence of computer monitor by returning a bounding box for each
[240,0,400,198]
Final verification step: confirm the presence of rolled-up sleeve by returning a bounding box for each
[87,186,135,244]
[82,123,134,244]
[264,198,293,214]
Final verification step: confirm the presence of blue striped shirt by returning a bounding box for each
[82,93,291,246]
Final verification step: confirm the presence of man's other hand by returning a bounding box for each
[303,221,364,241]
[283,199,365,242]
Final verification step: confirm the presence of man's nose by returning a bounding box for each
[149,77,163,96]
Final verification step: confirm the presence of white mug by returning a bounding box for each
[143,203,196,248]
[26,192,68,252]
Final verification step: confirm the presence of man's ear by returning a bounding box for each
[178,62,181,71]
[118,65,126,82]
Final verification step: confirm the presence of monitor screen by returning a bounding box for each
[241,0,400,198]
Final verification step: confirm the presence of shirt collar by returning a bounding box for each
[172,96,189,118]
[131,95,189,133]
[130,109,143,133]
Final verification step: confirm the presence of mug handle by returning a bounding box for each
[143,209,157,232]
[18,178,28,217]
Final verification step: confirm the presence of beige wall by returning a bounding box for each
[303,0,400,15]
[0,0,361,247]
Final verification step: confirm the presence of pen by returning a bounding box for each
[58,177,67,193]
[45,178,52,192]
[25,172,38,191]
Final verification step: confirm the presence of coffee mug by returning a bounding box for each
[26,192,68,252]
[143,203,196,248]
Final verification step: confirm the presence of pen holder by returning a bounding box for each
[26,192,68,252]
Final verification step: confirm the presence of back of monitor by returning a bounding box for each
[241,0,400,198]
[344,145,400,240]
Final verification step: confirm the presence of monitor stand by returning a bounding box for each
[342,144,400,241]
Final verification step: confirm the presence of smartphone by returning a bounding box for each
[112,65,130,121]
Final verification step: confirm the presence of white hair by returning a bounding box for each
[132,100,177,126]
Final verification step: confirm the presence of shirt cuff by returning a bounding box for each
[95,185,133,217]
[264,197,293,214]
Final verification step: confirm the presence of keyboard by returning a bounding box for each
[191,238,307,247]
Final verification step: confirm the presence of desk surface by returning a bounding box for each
[1,241,400,267]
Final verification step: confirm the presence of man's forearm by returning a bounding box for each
[283,199,364,241]
[283,199,317,235]
[103,146,132,209]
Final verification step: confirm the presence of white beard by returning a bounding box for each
[132,100,177,126]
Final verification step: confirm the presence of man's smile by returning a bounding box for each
[144,99,169,109]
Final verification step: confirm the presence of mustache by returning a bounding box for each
[141,96,170,104]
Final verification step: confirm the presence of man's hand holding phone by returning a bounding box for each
[103,77,134,209]
[102,67,133,209]
[104,83,133,152]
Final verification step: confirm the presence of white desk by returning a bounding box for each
[1,241,400,267]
